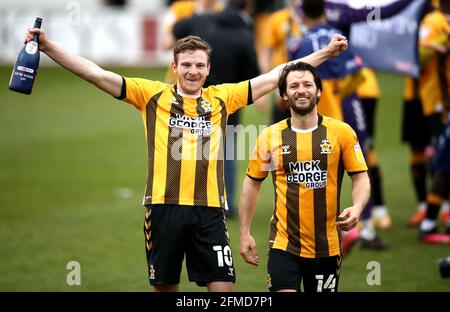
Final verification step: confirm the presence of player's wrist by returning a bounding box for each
[352,203,364,216]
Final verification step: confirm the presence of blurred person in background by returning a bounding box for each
[402,76,430,226]
[418,0,450,243]
[419,112,450,244]
[405,0,450,227]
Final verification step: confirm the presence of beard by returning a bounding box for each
[288,94,318,116]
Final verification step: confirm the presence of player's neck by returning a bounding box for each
[303,16,327,29]
[291,112,319,131]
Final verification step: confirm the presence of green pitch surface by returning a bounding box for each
[1,66,449,291]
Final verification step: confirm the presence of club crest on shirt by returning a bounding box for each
[281,144,291,155]
[200,100,213,113]
[320,139,332,154]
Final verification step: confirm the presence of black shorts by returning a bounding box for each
[144,204,235,287]
[402,99,429,149]
[267,249,342,292]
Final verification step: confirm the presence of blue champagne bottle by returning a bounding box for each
[9,17,43,95]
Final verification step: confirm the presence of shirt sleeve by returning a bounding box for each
[339,122,368,174]
[209,80,252,115]
[117,77,167,111]
[247,127,272,181]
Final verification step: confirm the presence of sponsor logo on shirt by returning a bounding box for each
[168,114,212,136]
[286,160,327,189]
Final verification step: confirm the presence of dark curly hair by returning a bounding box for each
[278,62,322,98]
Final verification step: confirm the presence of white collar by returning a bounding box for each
[176,88,201,98]
[291,124,318,133]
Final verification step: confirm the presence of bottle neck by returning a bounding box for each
[32,18,42,43]
[33,19,42,29]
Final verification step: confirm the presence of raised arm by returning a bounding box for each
[26,28,123,98]
[239,176,263,266]
[249,34,348,102]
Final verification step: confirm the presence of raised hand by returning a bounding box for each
[24,28,49,52]
[326,34,349,57]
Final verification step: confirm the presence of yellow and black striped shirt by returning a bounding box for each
[247,115,368,258]
[119,77,251,208]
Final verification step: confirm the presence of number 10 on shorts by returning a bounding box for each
[213,245,233,267]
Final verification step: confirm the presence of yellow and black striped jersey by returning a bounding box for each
[119,77,251,208]
[247,115,368,258]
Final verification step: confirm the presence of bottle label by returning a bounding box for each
[17,66,35,74]
[25,41,38,55]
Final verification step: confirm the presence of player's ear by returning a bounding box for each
[206,63,211,76]
[283,93,288,101]
[171,60,177,73]
[317,89,321,98]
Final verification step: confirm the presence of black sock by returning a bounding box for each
[369,166,384,206]
[425,203,440,220]
[411,163,427,203]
